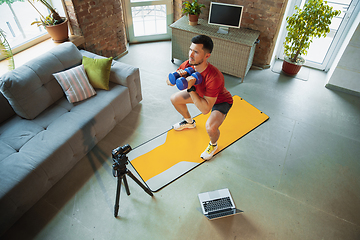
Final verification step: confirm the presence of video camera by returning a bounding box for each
[111,143,153,217]
[112,144,132,173]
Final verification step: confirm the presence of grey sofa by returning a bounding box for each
[0,42,142,235]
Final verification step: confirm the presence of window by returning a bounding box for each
[0,0,66,59]
[131,5,167,37]
[276,0,359,71]
[124,0,173,43]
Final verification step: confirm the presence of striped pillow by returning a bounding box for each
[53,65,96,103]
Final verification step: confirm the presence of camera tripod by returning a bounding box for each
[112,145,153,217]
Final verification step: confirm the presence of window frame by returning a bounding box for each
[0,0,68,60]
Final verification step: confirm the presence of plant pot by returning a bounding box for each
[45,18,69,43]
[188,14,199,26]
[282,55,305,76]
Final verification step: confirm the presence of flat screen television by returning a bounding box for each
[208,2,244,34]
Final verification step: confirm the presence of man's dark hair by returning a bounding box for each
[191,35,214,53]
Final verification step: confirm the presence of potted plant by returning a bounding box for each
[0,28,15,70]
[282,0,340,75]
[28,0,69,43]
[182,0,205,26]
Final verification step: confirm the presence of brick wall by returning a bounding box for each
[174,0,184,21]
[64,0,127,58]
[173,0,288,67]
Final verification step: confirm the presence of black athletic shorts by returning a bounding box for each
[212,102,233,115]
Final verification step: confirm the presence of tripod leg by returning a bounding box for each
[123,175,131,196]
[114,173,122,217]
[127,170,153,196]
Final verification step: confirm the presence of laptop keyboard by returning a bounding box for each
[203,197,233,212]
[207,209,235,220]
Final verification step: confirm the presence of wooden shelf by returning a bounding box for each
[0,35,85,76]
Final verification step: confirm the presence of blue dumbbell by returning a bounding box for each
[176,72,203,90]
[168,67,195,85]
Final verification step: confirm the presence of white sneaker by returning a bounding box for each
[200,143,218,160]
[173,120,196,131]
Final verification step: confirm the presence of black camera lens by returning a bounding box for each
[112,144,132,158]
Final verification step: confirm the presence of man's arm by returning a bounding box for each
[189,91,217,115]
[186,76,216,114]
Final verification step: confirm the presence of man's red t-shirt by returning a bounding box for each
[178,60,233,105]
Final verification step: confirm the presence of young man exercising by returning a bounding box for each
[167,35,233,160]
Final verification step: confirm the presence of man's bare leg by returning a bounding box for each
[201,110,226,160]
[170,90,196,130]
[170,90,194,119]
[205,110,226,144]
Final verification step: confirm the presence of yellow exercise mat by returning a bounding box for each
[128,96,269,191]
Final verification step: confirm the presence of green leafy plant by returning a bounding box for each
[182,0,205,16]
[284,0,341,63]
[0,28,15,70]
[28,0,64,27]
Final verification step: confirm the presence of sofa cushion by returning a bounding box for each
[53,65,96,103]
[82,56,113,90]
[0,93,15,124]
[0,42,82,119]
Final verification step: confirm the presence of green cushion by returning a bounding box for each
[82,56,113,90]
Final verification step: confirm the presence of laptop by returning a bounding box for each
[198,188,243,220]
